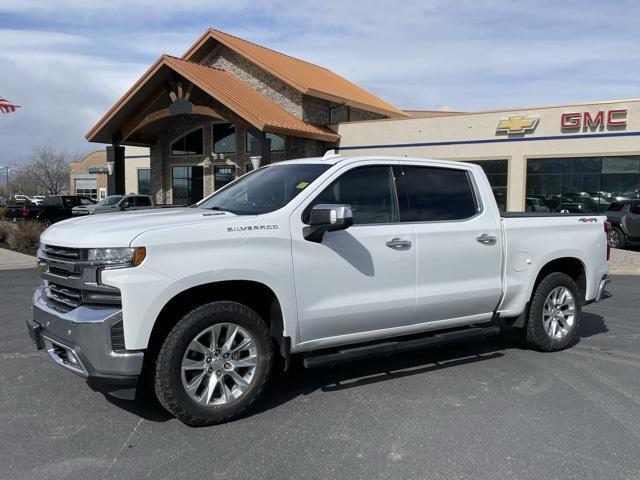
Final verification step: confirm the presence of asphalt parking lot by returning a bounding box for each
[2,269,640,480]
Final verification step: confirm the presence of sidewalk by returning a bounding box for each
[609,247,640,275]
[0,248,36,271]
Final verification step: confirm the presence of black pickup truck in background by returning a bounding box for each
[5,195,95,225]
[606,200,640,249]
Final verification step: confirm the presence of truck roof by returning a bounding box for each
[273,155,479,169]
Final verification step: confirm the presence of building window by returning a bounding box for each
[465,160,508,212]
[214,165,237,190]
[75,178,98,200]
[171,128,203,156]
[172,166,204,206]
[213,123,236,153]
[245,132,285,153]
[527,156,640,213]
[137,169,150,195]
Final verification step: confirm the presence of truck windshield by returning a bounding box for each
[198,163,330,215]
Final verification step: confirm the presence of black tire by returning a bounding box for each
[154,301,274,427]
[608,226,626,249]
[525,272,581,352]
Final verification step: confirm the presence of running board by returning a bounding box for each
[303,325,502,369]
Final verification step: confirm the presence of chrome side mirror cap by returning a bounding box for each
[304,204,354,243]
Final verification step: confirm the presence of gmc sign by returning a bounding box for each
[561,109,627,130]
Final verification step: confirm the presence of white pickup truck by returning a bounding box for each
[28,155,612,426]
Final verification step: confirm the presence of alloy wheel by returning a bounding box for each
[542,286,576,340]
[607,230,620,248]
[181,323,258,406]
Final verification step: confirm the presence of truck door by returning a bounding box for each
[290,163,417,344]
[399,163,503,325]
[624,201,640,237]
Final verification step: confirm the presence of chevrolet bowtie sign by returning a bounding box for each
[496,116,539,135]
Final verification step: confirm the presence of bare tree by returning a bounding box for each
[10,168,40,194]
[24,145,72,195]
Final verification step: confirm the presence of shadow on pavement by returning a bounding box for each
[579,311,608,338]
[102,315,608,424]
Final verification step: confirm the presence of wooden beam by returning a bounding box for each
[121,104,229,142]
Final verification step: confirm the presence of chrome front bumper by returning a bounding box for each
[28,286,144,381]
[595,275,612,303]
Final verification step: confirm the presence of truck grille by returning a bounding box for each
[41,245,81,261]
[39,244,122,311]
[46,282,82,310]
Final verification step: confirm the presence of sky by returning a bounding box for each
[1,0,639,164]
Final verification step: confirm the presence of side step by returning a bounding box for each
[303,325,502,369]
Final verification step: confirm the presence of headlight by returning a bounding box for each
[87,247,146,267]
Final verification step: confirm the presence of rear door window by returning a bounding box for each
[401,166,478,222]
[134,196,152,207]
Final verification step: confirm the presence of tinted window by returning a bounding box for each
[134,196,152,207]
[308,166,399,225]
[402,166,477,221]
[213,123,236,153]
[137,169,150,195]
[171,128,203,156]
[631,202,640,215]
[246,132,285,152]
[607,202,626,212]
[79,197,95,205]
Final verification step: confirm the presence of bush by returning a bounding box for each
[0,221,18,244]
[3,221,45,254]
[0,207,6,220]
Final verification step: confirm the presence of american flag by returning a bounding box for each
[0,97,20,114]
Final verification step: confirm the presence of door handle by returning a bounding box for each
[476,234,497,246]
[386,238,412,250]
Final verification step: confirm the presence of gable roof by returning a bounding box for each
[183,28,408,119]
[86,55,340,144]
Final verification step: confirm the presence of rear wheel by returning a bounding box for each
[154,301,274,427]
[608,226,626,249]
[526,272,581,352]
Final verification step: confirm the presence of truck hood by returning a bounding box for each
[40,208,239,248]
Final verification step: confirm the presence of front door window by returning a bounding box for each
[172,166,204,206]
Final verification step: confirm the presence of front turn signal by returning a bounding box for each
[132,247,146,267]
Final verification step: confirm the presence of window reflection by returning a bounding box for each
[526,156,640,213]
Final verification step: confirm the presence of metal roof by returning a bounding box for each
[86,55,340,144]
[183,29,409,119]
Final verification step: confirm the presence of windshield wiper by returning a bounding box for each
[206,206,237,213]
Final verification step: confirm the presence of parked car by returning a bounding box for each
[555,202,595,214]
[5,195,95,225]
[606,200,640,248]
[72,194,154,216]
[31,195,46,205]
[28,155,611,426]
[525,197,550,212]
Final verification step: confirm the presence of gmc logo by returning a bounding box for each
[561,109,627,130]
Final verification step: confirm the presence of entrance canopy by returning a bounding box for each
[86,55,340,146]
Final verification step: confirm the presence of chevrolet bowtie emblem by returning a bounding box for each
[496,116,539,134]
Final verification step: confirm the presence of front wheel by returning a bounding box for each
[154,301,274,427]
[525,272,581,352]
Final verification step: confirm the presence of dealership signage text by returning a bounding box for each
[561,109,627,131]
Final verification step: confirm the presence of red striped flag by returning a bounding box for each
[0,97,20,114]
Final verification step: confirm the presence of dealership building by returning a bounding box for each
[87,28,640,211]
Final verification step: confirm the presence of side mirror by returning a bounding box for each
[120,201,130,210]
[303,204,353,243]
